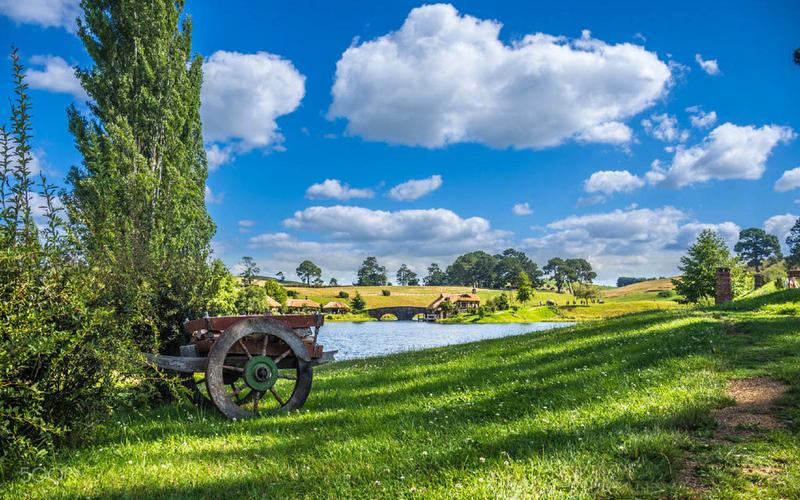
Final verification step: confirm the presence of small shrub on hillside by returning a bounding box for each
[287,290,298,298]
[775,277,786,290]
[382,289,391,296]
[657,290,673,298]
[337,290,350,299]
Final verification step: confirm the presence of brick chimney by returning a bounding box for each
[715,267,732,305]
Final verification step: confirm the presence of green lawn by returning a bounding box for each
[4,290,799,498]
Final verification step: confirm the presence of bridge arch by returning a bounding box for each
[366,306,428,321]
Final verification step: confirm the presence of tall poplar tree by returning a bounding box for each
[66,0,215,350]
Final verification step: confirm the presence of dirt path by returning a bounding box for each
[680,377,789,495]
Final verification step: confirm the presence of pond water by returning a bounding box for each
[318,321,575,361]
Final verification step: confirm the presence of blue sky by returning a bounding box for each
[1,0,798,284]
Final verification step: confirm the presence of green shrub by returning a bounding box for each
[337,291,350,299]
[287,290,299,298]
[382,289,391,296]
[657,290,673,298]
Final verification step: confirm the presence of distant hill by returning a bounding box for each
[603,278,677,300]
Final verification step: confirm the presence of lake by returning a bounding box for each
[318,321,575,361]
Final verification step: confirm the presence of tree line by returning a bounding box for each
[275,250,597,292]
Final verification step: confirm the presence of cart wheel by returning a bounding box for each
[205,317,313,420]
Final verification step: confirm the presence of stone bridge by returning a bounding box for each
[366,306,428,321]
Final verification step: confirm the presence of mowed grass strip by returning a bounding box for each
[5,291,799,498]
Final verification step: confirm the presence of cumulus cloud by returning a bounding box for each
[646,123,795,188]
[24,55,87,100]
[0,0,79,31]
[641,113,688,142]
[695,54,720,75]
[513,203,533,216]
[305,179,374,201]
[521,206,738,281]
[204,186,224,204]
[764,213,798,252]
[238,220,255,233]
[686,106,717,129]
[201,50,305,168]
[284,205,508,251]
[576,122,633,145]
[387,175,443,201]
[775,167,800,192]
[329,4,671,149]
[583,170,645,195]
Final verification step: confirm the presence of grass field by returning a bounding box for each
[5,289,799,498]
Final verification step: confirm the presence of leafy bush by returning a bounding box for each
[382,289,391,296]
[350,291,367,312]
[337,291,350,299]
[657,290,673,298]
[287,290,299,298]
[0,51,150,478]
[263,279,288,304]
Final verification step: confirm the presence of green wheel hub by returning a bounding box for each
[243,356,279,392]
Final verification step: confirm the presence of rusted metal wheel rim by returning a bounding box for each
[205,317,313,420]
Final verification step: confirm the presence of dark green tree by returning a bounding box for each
[786,217,800,267]
[239,256,260,286]
[356,256,388,286]
[446,251,496,288]
[296,260,322,285]
[564,258,596,293]
[734,228,782,271]
[329,277,338,286]
[543,258,568,293]
[515,271,533,304]
[66,0,215,351]
[493,248,544,288]
[396,264,419,286]
[423,262,448,285]
[350,290,367,311]
[674,229,748,303]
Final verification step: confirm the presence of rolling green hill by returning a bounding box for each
[6,289,798,498]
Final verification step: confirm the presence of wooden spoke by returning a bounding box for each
[269,387,285,406]
[274,349,291,364]
[261,334,269,356]
[237,339,252,358]
[253,391,261,415]
[223,364,243,372]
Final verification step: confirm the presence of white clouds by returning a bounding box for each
[646,123,795,187]
[521,205,739,281]
[24,55,87,100]
[283,205,508,251]
[641,113,688,142]
[513,203,533,216]
[305,179,374,201]
[0,0,79,31]
[201,50,305,168]
[238,220,255,233]
[204,186,224,204]
[763,213,798,251]
[387,175,443,201]
[329,4,671,149]
[583,170,645,195]
[686,106,717,129]
[695,54,720,75]
[576,122,633,145]
[775,167,800,192]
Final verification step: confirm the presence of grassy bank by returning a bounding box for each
[442,300,684,323]
[4,289,799,498]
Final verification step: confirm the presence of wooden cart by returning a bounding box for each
[145,315,335,420]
